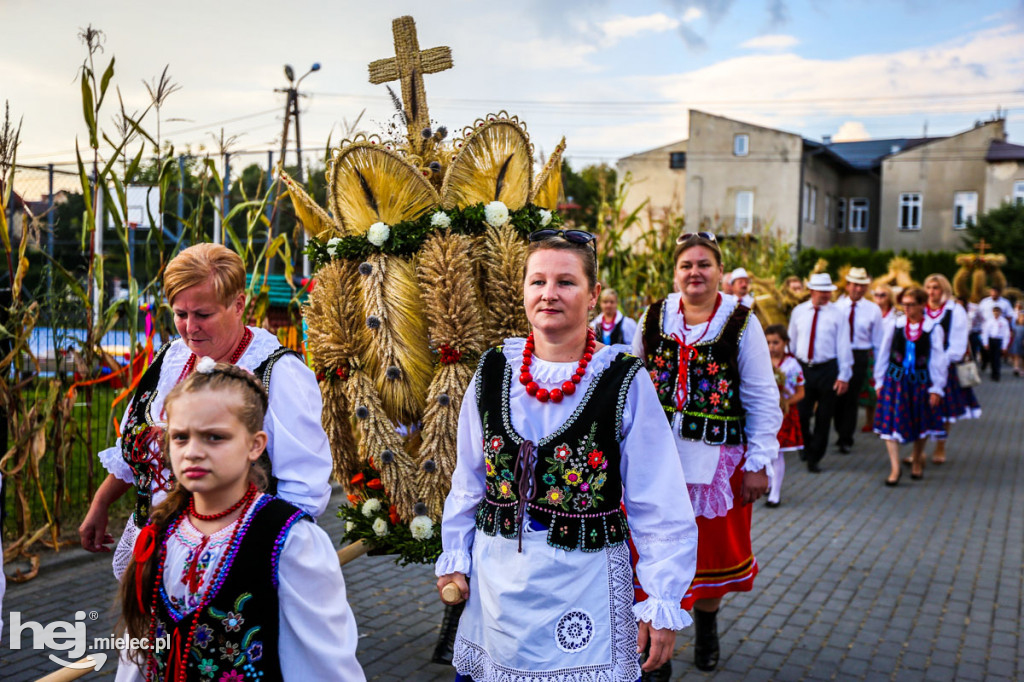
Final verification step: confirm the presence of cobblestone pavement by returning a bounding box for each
[3,377,1022,681]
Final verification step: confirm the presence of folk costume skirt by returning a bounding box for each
[936,365,981,427]
[454,523,640,682]
[778,404,804,452]
[632,450,757,610]
[874,374,946,443]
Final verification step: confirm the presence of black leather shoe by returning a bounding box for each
[838,444,851,454]
[694,608,720,671]
[765,500,780,508]
[640,660,672,682]
[431,601,465,665]
[807,462,822,473]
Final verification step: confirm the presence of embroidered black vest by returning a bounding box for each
[474,346,642,552]
[592,317,625,345]
[147,496,309,682]
[887,325,933,384]
[121,340,299,522]
[937,307,953,351]
[641,299,750,446]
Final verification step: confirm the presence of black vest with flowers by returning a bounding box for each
[886,325,933,384]
[641,299,751,446]
[121,343,297,522]
[147,496,309,682]
[473,346,642,552]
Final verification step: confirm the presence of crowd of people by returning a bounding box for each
[0,234,1009,681]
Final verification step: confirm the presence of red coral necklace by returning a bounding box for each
[519,328,596,404]
[177,327,254,383]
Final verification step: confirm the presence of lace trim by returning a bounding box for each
[500,337,629,383]
[687,444,745,519]
[633,597,693,631]
[630,530,698,551]
[452,543,639,682]
[434,550,472,577]
[98,444,135,484]
[660,293,742,344]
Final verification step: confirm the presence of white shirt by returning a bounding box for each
[874,318,948,396]
[114,495,365,682]
[98,327,333,518]
[923,301,970,367]
[632,293,782,475]
[437,341,698,631]
[979,296,1014,321]
[835,295,884,351]
[590,310,638,346]
[739,293,755,308]
[787,300,855,381]
[981,316,1012,345]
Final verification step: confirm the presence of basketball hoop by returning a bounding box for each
[128,221,140,230]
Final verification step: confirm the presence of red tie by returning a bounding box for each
[849,301,856,342]
[808,306,820,361]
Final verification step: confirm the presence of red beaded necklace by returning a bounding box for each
[905,319,924,341]
[519,328,596,404]
[176,327,254,383]
[187,482,258,521]
[600,316,616,332]
[925,302,944,319]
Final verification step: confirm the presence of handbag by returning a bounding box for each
[955,358,982,388]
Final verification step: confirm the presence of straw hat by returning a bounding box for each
[808,273,837,292]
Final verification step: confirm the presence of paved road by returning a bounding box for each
[3,377,1022,681]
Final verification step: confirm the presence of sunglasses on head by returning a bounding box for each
[676,231,718,244]
[529,229,597,251]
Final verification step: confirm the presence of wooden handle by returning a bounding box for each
[34,658,99,682]
[441,582,463,605]
[337,539,369,567]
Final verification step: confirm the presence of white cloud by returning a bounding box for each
[598,13,681,45]
[832,121,871,142]
[682,7,704,23]
[740,34,799,50]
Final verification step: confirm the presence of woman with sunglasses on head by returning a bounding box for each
[861,283,898,432]
[632,232,782,675]
[436,229,698,682]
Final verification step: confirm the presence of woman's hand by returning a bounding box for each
[740,469,769,505]
[638,621,676,671]
[436,572,470,605]
[79,499,114,552]
[929,393,942,407]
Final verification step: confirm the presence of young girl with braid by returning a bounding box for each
[116,360,365,682]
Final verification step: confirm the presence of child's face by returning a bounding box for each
[766,334,785,357]
[167,387,266,501]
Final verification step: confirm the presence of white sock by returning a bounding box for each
[768,452,785,504]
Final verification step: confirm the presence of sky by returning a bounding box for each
[3,0,1024,179]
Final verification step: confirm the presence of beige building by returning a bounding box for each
[615,139,687,242]
[616,111,1023,253]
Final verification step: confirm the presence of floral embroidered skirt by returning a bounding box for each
[859,351,877,407]
[632,463,757,610]
[873,373,946,443]
[936,365,981,427]
[778,404,803,452]
[454,526,639,682]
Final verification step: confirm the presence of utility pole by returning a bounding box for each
[273,62,319,277]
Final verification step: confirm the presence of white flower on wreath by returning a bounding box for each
[372,517,389,537]
[484,201,509,227]
[409,515,434,541]
[430,211,451,229]
[367,222,391,247]
[345,521,355,533]
[361,498,381,518]
[538,209,552,227]
[326,236,342,256]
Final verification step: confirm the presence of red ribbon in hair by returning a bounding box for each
[133,524,158,610]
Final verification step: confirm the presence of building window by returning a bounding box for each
[824,194,831,230]
[735,191,754,233]
[803,183,817,222]
[836,198,847,232]
[953,191,978,230]
[733,134,749,157]
[669,152,686,169]
[849,198,869,232]
[898,193,922,230]
[810,187,817,223]
[1013,180,1024,205]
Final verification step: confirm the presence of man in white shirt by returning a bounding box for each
[981,306,1012,381]
[978,286,1014,370]
[731,267,755,308]
[788,273,854,473]
[833,267,884,454]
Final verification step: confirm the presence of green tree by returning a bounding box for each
[965,201,1024,288]
[561,161,616,230]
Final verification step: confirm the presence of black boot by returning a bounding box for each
[640,659,672,682]
[431,601,465,665]
[693,608,720,671]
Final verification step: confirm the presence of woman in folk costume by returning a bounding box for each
[436,232,698,682]
[873,287,947,484]
[590,288,638,345]
[921,274,980,466]
[79,243,333,581]
[116,362,364,681]
[631,232,782,675]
